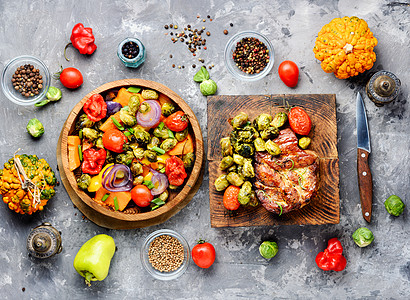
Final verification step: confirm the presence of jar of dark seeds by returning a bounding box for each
[11,64,43,97]
[117,37,146,68]
[148,234,185,273]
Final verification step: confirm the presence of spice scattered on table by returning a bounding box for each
[233,37,270,74]
[121,41,140,59]
[148,234,185,272]
[224,29,229,35]
[12,65,43,97]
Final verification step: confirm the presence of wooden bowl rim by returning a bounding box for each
[60,79,204,222]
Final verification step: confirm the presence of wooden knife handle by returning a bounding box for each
[357,148,373,222]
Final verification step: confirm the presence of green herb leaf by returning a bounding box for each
[152,146,166,155]
[151,198,166,206]
[193,66,210,83]
[34,99,50,107]
[124,131,131,137]
[78,129,83,139]
[167,128,175,139]
[127,87,141,93]
[158,122,165,131]
[102,193,110,202]
[127,128,135,134]
[159,167,166,173]
[151,205,159,210]
[78,145,83,161]
[111,117,124,131]
[113,196,119,211]
[143,180,155,189]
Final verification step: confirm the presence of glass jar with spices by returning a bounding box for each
[117,37,146,68]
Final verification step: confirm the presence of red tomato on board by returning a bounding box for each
[164,111,188,132]
[131,185,153,207]
[278,61,299,87]
[192,241,216,269]
[102,128,128,153]
[288,107,312,136]
[59,67,83,89]
[223,185,241,211]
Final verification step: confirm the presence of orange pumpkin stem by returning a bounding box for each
[343,43,353,54]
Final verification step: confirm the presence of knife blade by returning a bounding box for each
[356,92,373,222]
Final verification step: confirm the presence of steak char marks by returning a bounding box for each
[254,128,319,214]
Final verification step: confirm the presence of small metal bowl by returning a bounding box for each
[1,55,51,106]
[224,31,275,81]
[140,229,190,280]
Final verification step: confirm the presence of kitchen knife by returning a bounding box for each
[356,92,373,222]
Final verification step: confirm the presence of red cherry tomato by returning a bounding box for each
[191,241,216,269]
[59,67,83,89]
[278,61,299,87]
[102,128,128,153]
[164,111,188,132]
[223,185,241,211]
[288,107,312,135]
[131,185,153,207]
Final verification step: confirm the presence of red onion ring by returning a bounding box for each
[136,100,161,129]
[149,167,169,196]
[102,164,133,192]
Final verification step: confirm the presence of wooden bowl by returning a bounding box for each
[59,79,204,228]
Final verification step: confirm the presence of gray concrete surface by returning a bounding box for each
[0,0,409,299]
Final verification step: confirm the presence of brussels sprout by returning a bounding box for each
[219,156,234,171]
[235,143,254,158]
[259,241,278,260]
[132,147,145,160]
[105,150,115,163]
[214,174,229,192]
[175,128,189,142]
[265,140,281,156]
[230,125,259,145]
[254,138,266,152]
[298,137,311,149]
[46,86,62,101]
[352,227,374,248]
[161,102,176,117]
[238,181,253,205]
[141,89,159,100]
[384,195,405,216]
[116,151,134,165]
[242,159,255,178]
[220,137,233,157]
[82,128,99,141]
[128,95,141,115]
[133,125,151,145]
[230,112,248,129]
[77,174,91,190]
[260,126,279,140]
[133,175,144,185]
[147,136,161,150]
[253,114,273,131]
[144,150,158,162]
[247,191,258,207]
[76,114,95,130]
[153,127,169,139]
[158,190,169,202]
[161,138,178,152]
[271,112,288,128]
[27,118,44,138]
[120,108,137,127]
[227,172,244,187]
[139,101,151,114]
[183,152,195,169]
[227,164,237,173]
[233,153,245,165]
[200,79,218,96]
[95,137,104,149]
[130,161,143,176]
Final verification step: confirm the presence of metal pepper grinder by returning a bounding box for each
[26,223,62,259]
[366,70,401,106]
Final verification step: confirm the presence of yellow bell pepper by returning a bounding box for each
[88,164,114,193]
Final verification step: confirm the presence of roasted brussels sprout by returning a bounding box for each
[200,79,218,96]
[127,143,144,159]
[242,159,255,178]
[253,113,273,131]
[231,125,259,144]
[141,89,159,100]
[161,138,178,152]
[147,137,161,150]
[128,95,141,115]
[271,112,288,128]
[77,174,91,190]
[161,102,176,117]
[214,174,229,192]
[82,128,99,141]
[299,137,311,149]
[76,114,95,130]
[260,126,279,140]
[120,108,137,127]
[130,161,143,176]
[259,241,278,260]
[233,153,245,165]
[238,181,253,205]
[235,143,254,158]
[227,164,237,173]
[219,156,234,170]
[247,191,258,207]
[183,152,195,169]
[144,150,158,162]
[133,175,144,185]
[27,118,44,138]
[227,172,244,187]
[254,138,266,152]
[230,112,248,129]
[175,128,189,142]
[95,137,104,149]
[105,150,115,164]
[220,137,233,157]
[352,227,374,248]
[139,102,151,114]
[158,190,169,202]
[116,151,134,165]
[384,195,405,216]
[265,140,281,156]
[133,126,151,145]
[153,127,169,139]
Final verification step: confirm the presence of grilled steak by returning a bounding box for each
[254,128,319,214]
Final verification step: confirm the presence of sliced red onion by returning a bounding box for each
[136,100,161,129]
[149,168,169,196]
[102,164,133,192]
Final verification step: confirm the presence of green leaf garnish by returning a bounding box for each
[113,196,119,211]
[102,193,110,202]
[167,128,175,139]
[151,198,166,210]
[111,117,124,130]
[78,129,83,139]
[127,87,141,93]
[193,66,210,83]
[143,180,155,189]
[152,146,165,155]
[158,122,165,131]
[78,145,83,161]
[276,202,283,216]
[124,131,132,137]
[127,128,135,134]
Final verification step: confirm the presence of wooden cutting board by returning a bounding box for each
[207,94,339,227]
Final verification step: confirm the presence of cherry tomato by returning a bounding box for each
[165,156,187,186]
[223,185,241,211]
[278,60,299,87]
[102,128,128,153]
[192,240,216,269]
[83,94,107,122]
[59,67,83,89]
[164,111,188,132]
[288,107,312,136]
[131,185,153,207]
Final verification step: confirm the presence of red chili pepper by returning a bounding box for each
[165,156,187,186]
[81,148,106,175]
[64,23,97,61]
[83,94,107,122]
[315,238,347,272]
